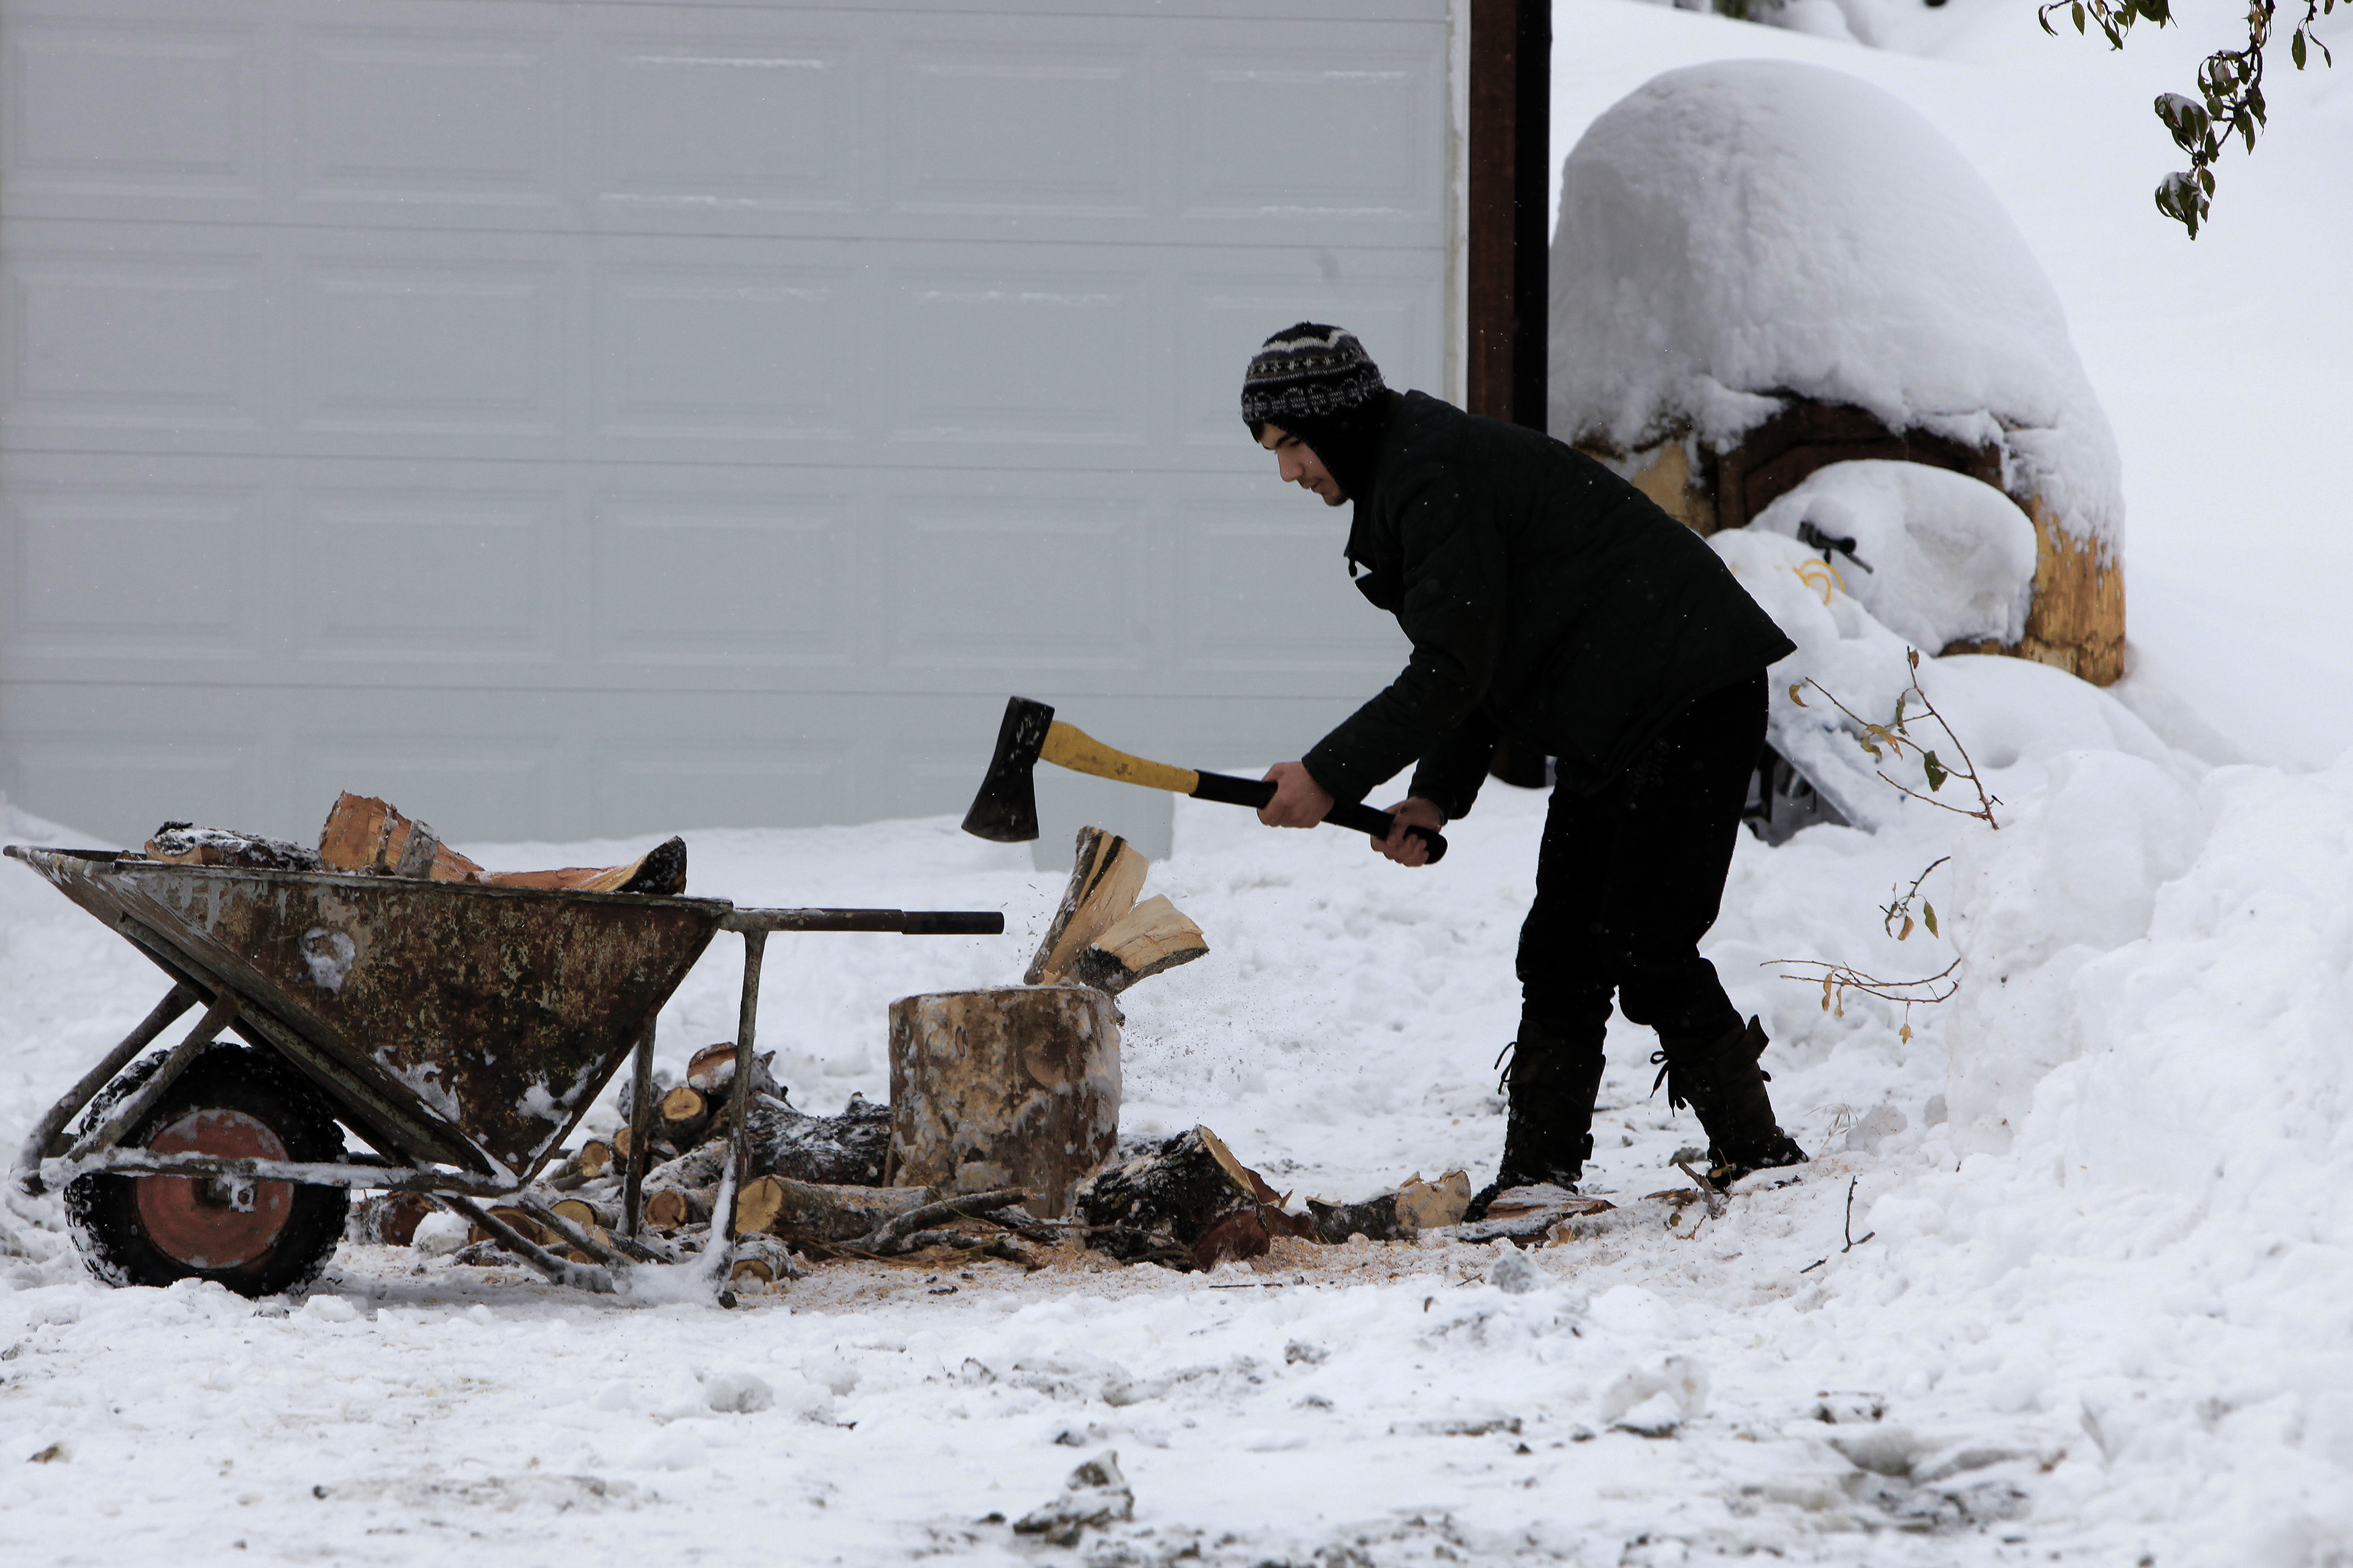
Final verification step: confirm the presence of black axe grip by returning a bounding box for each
[1189,771,1449,864]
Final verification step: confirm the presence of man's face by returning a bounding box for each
[1259,423,1346,507]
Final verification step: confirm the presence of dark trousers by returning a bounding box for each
[1515,673,1767,1049]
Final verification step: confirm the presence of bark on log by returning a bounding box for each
[889,986,1119,1219]
[145,823,323,874]
[744,1092,890,1187]
[1306,1170,1472,1243]
[1070,895,1208,996]
[1076,1126,1310,1270]
[1025,827,1150,985]
[686,1043,781,1100]
[351,1190,433,1246]
[733,1175,934,1243]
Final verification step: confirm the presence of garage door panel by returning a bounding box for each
[294,255,562,436]
[887,265,1147,445]
[286,486,561,666]
[3,15,266,202]
[595,264,852,440]
[888,497,1152,670]
[888,42,1147,218]
[7,481,265,660]
[592,25,858,211]
[5,243,266,429]
[589,490,852,668]
[291,24,563,208]
[1179,42,1445,224]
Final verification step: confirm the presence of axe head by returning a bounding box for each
[960,696,1055,842]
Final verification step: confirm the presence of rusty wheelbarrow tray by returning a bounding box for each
[5,843,1002,1297]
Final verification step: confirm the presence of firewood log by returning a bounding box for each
[643,1186,713,1232]
[658,1084,711,1145]
[686,1044,781,1101]
[317,793,484,882]
[480,836,687,897]
[350,1190,434,1246]
[743,1093,891,1186]
[1069,895,1207,995]
[889,987,1119,1218]
[731,1175,935,1243]
[1025,827,1150,985]
[1305,1170,1472,1243]
[550,1197,619,1233]
[1076,1126,1310,1270]
[145,823,324,873]
[469,1206,553,1248]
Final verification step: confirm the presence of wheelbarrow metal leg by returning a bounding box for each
[62,991,241,1168]
[438,1195,616,1293]
[12,983,198,1196]
[706,928,767,1302]
[622,1020,654,1239]
[512,1195,658,1270]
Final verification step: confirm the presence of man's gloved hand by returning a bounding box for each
[1257,761,1335,829]
[1373,798,1446,867]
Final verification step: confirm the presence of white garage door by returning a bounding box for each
[0,0,1452,852]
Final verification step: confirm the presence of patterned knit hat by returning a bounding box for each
[1240,323,1386,434]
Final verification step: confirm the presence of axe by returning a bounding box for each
[960,696,1448,864]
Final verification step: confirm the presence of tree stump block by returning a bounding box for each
[888,985,1119,1219]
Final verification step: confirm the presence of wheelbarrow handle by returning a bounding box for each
[721,907,1004,936]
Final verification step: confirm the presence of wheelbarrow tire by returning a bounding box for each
[66,1043,350,1298]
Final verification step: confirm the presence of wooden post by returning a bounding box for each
[888,987,1119,1219]
[1467,0,1551,429]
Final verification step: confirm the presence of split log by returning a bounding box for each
[1306,1170,1472,1243]
[733,1175,934,1243]
[317,793,483,882]
[1076,1126,1310,1270]
[1025,827,1150,985]
[889,986,1119,1218]
[1070,895,1207,996]
[145,823,323,874]
[479,836,688,897]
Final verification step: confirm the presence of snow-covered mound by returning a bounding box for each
[1749,460,2038,652]
[1548,59,2122,546]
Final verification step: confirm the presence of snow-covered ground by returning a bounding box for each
[4,3,2350,1563]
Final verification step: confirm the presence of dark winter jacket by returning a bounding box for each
[1300,392,1795,817]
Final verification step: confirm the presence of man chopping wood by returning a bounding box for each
[1240,323,1808,1214]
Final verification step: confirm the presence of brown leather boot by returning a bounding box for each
[1652,1016,1808,1180]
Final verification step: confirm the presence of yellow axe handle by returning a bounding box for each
[1041,721,1200,796]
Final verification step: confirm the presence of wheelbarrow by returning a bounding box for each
[3,843,1003,1299]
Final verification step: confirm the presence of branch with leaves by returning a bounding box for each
[1881,856,1950,943]
[1789,649,2001,828]
[2039,0,2338,237]
[1769,956,1962,1045]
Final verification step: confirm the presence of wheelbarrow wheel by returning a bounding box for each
[66,1043,350,1298]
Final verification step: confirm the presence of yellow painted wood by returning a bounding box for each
[1041,721,1200,795]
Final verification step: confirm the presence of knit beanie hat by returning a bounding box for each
[1240,323,1394,507]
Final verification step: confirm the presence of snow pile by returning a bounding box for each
[1548,59,2122,544]
[1750,460,2039,653]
